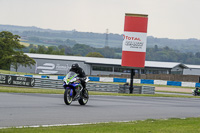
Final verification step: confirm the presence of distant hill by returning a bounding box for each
[0,24,72,33]
[1,24,200,53]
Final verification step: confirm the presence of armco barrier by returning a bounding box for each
[113,78,127,83]
[0,74,155,94]
[58,76,65,80]
[118,85,155,94]
[195,83,200,87]
[2,74,200,88]
[167,81,182,86]
[34,78,63,89]
[35,79,120,92]
[87,82,119,92]
[141,86,155,94]
[28,75,200,87]
[154,80,167,85]
[89,77,100,82]
[181,82,196,87]
[100,77,113,82]
[141,79,154,84]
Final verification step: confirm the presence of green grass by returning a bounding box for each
[156,90,193,94]
[1,117,200,133]
[0,86,64,94]
[0,69,64,76]
[0,69,33,75]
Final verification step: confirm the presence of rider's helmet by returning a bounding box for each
[71,63,79,70]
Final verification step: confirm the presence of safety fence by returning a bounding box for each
[89,77,199,88]
[34,78,63,89]
[0,74,155,94]
[118,85,155,94]
[5,74,199,87]
[34,79,155,94]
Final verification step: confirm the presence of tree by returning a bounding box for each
[37,45,46,53]
[154,45,158,52]
[46,46,54,54]
[86,52,104,58]
[11,51,36,72]
[0,31,36,70]
[72,44,94,56]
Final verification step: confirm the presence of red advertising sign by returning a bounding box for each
[121,13,148,68]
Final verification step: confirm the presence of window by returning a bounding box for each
[92,66,112,72]
[114,67,131,73]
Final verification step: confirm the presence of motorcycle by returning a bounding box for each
[192,88,200,96]
[63,71,89,105]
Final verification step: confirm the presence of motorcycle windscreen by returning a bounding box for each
[65,71,77,83]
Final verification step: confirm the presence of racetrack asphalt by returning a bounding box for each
[1,93,200,128]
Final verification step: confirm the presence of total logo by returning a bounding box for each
[123,35,141,41]
[122,31,147,52]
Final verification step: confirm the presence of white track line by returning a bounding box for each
[0,121,131,129]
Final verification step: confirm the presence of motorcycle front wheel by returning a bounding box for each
[64,89,73,105]
[78,89,89,105]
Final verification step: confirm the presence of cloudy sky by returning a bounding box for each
[0,0,199,39]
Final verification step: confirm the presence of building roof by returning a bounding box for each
[25,53,188,69]
[184,64,200,69]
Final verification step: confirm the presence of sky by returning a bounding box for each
[0,0,200,39]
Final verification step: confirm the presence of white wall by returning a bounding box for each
[183,69,200,75]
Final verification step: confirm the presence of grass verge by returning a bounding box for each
[0,85,198,98]
[1,117,200,133]
[0,69,37,76]
[0,86,64,94]
[0,69,64,76]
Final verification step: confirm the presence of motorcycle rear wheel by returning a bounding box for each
[64,89,73,105]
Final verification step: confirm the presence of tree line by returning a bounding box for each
[27,43,200,65]
[1,31,200,73]
[26,44,122,58]
[146,45,200,64]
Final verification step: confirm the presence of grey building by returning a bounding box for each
[11,53,189,76]
[183,64,200,75]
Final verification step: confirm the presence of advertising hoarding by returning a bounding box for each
[121,13,148,68]
[0,74,35,87]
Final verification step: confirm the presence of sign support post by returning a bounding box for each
[129,69,135,93]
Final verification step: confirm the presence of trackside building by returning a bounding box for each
[10,53,190,76]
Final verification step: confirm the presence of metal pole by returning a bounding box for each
[129,69,135,93]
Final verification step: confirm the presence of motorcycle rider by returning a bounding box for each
[194,87,200,95]
[69,63,87,97]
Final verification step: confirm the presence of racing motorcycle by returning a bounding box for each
[192,88,200,96]
[63,71,89,105]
